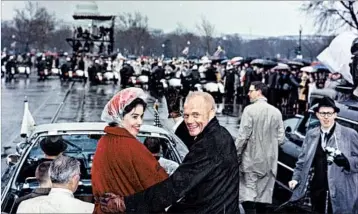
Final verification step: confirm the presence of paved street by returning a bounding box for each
[1,73,241,173]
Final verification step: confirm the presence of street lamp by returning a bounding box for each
[187,41,190,46]
[161,43,165,58]
[299,25,302,53]
[11,35,16,53]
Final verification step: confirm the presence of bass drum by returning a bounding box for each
[168,78,181,88]
[204,82,219,92]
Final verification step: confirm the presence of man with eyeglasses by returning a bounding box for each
[288,96,358,214]
[236,81,285,214]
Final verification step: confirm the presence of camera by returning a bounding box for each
[325,146,342,165]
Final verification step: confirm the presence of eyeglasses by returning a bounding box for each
[318,112,335,117]
[248,90,256,93]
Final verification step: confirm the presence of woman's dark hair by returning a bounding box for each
[122,98,147,117]
[108,98,147,127]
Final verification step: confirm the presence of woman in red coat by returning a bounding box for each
[91,87,168,214]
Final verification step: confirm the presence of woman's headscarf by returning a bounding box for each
[101,87,148,124]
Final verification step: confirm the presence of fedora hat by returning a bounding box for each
[313,96,340,113]
[40,136,67,156]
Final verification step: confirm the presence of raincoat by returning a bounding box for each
[235,98,284,204]
[290,123,358,213]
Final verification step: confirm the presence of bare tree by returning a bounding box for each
[12,2,56,50]
[301,1,358,33]
[1,21,16,51]
[48,24,73,52]
[116,12,151,55]
[196,16,215,54]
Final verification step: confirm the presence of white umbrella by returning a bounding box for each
[317,31,358,84]
[273,63,290,70]
[117,53,126,60]
[300,66,315,73]
[199,56,211,64]
[231,56,243,62]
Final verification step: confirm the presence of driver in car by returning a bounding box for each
[143,137,179,175]
[19,136,67,181]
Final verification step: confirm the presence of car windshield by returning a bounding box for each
[28,134,102,158]
[307,114,320,130]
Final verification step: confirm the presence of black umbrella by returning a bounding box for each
[287,60,304,67]
[251,59,277,67]
[210,56,228,64]
[292,58,311,66]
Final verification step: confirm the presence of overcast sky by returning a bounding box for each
[2,1,321,37]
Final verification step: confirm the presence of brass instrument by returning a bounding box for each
[299,72,309,101]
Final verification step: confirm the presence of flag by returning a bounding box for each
[182,46,189,55]
[20,98,36,138]
[213,46,223,57]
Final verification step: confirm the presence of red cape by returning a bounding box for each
[91,126,168,213]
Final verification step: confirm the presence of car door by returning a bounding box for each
[276,114,309,198]
[1,160,21,214]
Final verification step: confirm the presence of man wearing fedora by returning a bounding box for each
[288,96,358,213]
[19,136,67,180]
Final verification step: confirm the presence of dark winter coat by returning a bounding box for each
[124,117,240,213]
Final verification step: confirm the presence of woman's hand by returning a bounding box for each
[100,193,126,213]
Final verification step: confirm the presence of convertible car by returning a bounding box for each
[1,106,189,213]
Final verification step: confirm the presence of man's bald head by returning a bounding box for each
[183,92,216,137]
[185,91,216,112]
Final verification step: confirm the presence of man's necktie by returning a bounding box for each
[322,132,329,149]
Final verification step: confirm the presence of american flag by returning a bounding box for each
[182,46,189,55]
[213,46,224,57]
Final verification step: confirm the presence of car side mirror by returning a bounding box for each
[285,126,292,133]
[6,154,20,166]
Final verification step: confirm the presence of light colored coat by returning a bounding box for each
[235,98,284,203]
[16,188,94,213]
[290,123,358,214]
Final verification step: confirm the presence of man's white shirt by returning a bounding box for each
[320,123,335,150]
[159,157,179,175]
[16,188,94,213]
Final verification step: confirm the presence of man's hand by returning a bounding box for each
[333,153,350,171]
[288,180,298,190]
[99,193,126,213]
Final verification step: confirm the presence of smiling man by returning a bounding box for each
[289,96,358,213]
[99,91,240,213]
